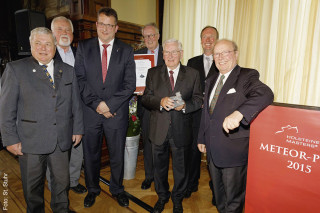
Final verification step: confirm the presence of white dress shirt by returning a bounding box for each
[98,38,115,70]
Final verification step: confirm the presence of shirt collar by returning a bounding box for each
[39,59,54,67]
[98,38,115,48]
[167,63,180,73]
[57,45,72,53]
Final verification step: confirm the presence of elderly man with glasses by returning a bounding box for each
[142,38,203,213]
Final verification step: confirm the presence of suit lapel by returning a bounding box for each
[174,64,186,93]
[106,38,120,84]
[53,60,63,90]
[90,38,103,83]
[214,65,240,109]
[160,65,174,95]
[27,57,55,90]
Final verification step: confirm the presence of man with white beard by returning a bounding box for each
[46,16,87,194]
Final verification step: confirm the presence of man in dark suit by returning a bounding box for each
[47,16,87,194]
[142,38,203,213]
[198,39,274,213]
[186,26,219,201]
[74,7,136,208]
[134,23,164,190]
[0,27,84,213]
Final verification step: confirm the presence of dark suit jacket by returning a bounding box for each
[187,54,218,92]
[0,56,84,154]
[74,37,136,129]
[198,65,274,167]
[134,45,164,66]
[141,64,203,147]
[187,54,219,143]
[54,46,77,62]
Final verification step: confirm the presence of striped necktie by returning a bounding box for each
[209,75,225,114]
[41,65,55,89]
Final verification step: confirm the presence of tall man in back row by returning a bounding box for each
[0,27,83,212]
[135,22,164,190]
[186,26,219,202]
[75,7,136,208]
[198,39,274,213]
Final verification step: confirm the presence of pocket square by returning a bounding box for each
[227,88,236,94]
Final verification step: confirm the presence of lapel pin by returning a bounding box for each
[32,69,36,72]
[59,70,62,73]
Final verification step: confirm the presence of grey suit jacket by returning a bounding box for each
[0,56,84,154]
[141,64,203,147]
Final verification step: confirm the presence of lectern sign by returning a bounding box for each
[245,104,320,213]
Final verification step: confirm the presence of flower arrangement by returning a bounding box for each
[127,95,140,137]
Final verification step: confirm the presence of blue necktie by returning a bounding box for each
[41,65,55,89]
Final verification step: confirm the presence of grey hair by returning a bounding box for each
[29,27,56,45]
[51,16,74,33]
[142,23,159,34]
[163,38,183,51]
[215,39,238,51]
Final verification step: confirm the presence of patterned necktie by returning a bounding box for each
[209,75,225,114]
[151,50,155,54]
[169,70,174,91]
[102,44,110,83]
[41,65,55,89]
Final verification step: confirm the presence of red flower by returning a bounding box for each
[131,115,137,122]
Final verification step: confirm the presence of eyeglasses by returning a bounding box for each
[163,50,180,56]
[213,50,235,58]
[143,34,158,39]
[97,22,116,29]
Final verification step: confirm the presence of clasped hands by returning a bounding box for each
[160,97,185,111]
[197,110,244,153]
[96,101,116,118]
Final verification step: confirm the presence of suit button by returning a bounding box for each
[102,87,106,90]
[53,123,56,125]
[55,108,58,112]
[52,95,56,98]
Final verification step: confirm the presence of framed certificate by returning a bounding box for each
[134,54,155,93]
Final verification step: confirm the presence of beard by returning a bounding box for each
[58,35,71,47]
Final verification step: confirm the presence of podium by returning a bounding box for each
[245,103,320,212]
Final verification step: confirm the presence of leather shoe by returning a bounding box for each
[70,183,87,194]
[173,202,183,213]
[153,199,168,213]
[84,192,97,208]
[141,179,153,189]
[113,192,129,207]
[184,187,198,198]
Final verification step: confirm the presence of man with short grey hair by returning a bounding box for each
[0,27,83,212]
[142,38,203,213]
[48,16,87,194]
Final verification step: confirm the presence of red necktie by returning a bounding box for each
[102,44,110,83]
[151,50,155,54]
[169,70,174,91]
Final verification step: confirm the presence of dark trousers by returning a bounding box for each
[83,117,126,195]
[186,128,201,190]
[152,128,189,203]
[19,145,69,213]
[140,108,154,180]
[208,160,247,213]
